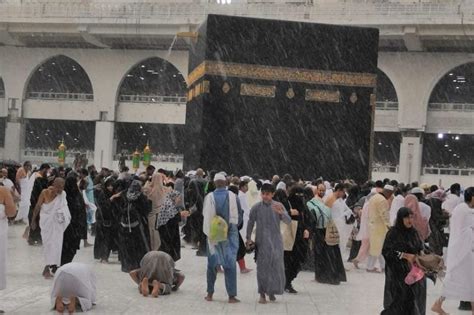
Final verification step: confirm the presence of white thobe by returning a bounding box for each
[0,205,7,290]
[389,195,405,226]
[51,263,96,312]
[17,174,34,221]
[246,180,261,208]
[238,190,250,239]
[39,193,71,266]
[442,202,474,301]
[332,199,354,251]
[442,194,462,215]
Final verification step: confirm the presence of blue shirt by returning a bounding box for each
[213,188,229,223]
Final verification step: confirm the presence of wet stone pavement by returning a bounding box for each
[0,224,464,314]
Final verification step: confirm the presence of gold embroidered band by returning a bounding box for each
[305,89,341,103]
[240,83,276,98]
[188,61,377,88]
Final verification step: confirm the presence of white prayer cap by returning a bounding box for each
[240,176,252,182]
[411,187,424,195]
[384,184,394,191]
[214,173,226,182]
[263,180,272,185]
[186,170,196,177]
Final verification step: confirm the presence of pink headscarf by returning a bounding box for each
[429,189,447,202]
[404,194,429,241]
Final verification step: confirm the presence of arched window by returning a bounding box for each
[115,122,185,157]
[373,132,401,168]
[423,133,473,169]
[375,69,398,110]
[26,55,93,101]
[118,57,186,102]
[429,62,474,111]
[25,119,95,151]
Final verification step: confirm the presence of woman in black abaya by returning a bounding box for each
[116,180,151,272]
[284,186,311,293]
[381,207,426,315]
[61,175,86,265]
[94,177,120,263]
[156,190,182,262]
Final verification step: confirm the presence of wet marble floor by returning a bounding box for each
[0,224,465,314]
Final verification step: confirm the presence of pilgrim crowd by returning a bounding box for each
[0,161,473,314]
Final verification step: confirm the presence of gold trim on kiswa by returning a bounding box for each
[187,80,211,101]
[240,83,276,98]
[305,89,340,103]
[188,61,377,88]
[370,93,376,107]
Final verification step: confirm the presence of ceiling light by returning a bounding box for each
[444,144,448,147]
[449,73,454,76]
[455,135,460,140]
[141,65,145,68]
[437,133,444,139]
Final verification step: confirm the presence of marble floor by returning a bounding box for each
[0,224,466,314]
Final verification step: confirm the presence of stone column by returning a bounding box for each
[4,98,23,161]
[94,121,115,169]
[398,130,423,184]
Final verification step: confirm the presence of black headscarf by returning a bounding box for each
[103,177,116,199]
[273,188,289,210]
[394,207,414,231]
[288,186,306,211]
[64,176,81,201]
[126,180,143,201]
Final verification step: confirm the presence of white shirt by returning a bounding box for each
[1,178,14,191]
[389,194,405,226]
[419,202,432,222]
[442,194,462,215]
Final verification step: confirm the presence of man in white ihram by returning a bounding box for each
[31,178,71,279]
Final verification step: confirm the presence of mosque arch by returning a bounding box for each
[428,62,474,106]
[25,55,94,100]
[117,57,187,102]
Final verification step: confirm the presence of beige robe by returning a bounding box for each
[368,193,390,257]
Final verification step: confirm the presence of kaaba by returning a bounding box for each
[184,14,379,183]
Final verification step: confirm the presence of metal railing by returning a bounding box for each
[0,1,471,24]
[423,167,474,176]
[23,148,94,159]
[372,164,474,176]
[428,102,474,112]
[114,153,184,163]
[27,91,93,101]
[372,165,399,173]
[375,101,398,110]
[119,95,187,104]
